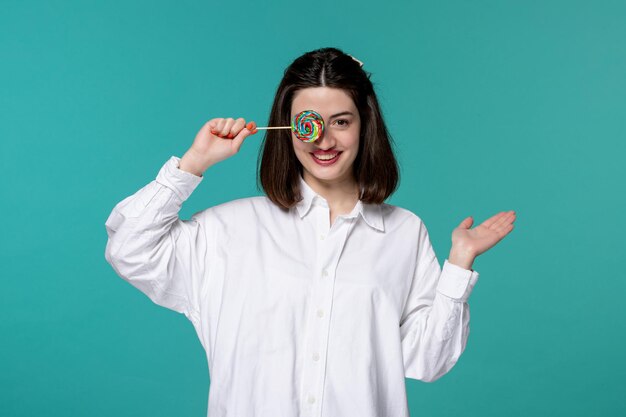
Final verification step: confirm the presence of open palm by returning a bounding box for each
[452,211,516,257]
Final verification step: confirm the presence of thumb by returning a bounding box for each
[459,216,474,229]
[231,123,258,152]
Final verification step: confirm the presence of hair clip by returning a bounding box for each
[348,54,364,68]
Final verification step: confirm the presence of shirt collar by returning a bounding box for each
[295,174,385,232]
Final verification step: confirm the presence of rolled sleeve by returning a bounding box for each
[436,259,480,302]
[104,155,210,322]
[155,156,203,202]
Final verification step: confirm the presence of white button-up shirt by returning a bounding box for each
[104,155,480,417]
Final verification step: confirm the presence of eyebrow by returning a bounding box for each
[329,111,355,119]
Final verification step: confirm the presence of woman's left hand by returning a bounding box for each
[452,211,517,258]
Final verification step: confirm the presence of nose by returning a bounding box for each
[313,128,335,150]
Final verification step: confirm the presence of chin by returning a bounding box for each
[304,165,352,183]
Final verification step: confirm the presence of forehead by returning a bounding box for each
[291,87,356,116]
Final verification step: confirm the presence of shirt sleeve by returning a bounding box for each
[400,220,480,382]
[104,155,212,325]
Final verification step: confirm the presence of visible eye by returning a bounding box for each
[333,119,350,127]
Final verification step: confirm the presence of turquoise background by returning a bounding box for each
[1,0,625,415]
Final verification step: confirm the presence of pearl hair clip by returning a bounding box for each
[347,54,364,68]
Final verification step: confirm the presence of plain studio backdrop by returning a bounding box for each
[1,0,624,416]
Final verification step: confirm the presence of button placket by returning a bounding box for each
[314,215,357,417]
[300,203,357,417]
[300,204,332,415]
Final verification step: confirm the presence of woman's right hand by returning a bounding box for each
[179,117,258,176]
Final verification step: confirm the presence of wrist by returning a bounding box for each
[179,151,208,177]
[448,246,476,270]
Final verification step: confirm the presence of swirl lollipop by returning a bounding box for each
[245,110,325,142]
[290,110,324,142]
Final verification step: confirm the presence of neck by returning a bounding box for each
[302,171,361,210]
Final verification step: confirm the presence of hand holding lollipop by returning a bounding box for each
[213,110,326,143]
[188,110,326,175]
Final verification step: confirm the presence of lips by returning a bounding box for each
[310,151,342,165]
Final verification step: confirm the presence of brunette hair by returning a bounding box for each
[257,47,400,210]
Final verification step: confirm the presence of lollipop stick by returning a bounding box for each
[245,121,290,132]
[244,110,323,143]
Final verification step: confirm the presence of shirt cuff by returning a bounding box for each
[155,156,203,202]
[436,259,480,302]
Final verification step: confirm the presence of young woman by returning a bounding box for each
[105,47,515,417]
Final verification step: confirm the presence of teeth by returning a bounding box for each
[313,153,339,161]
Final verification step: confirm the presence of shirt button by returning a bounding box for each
[308,395,316,404]
[312,352,320,361]
[322,269,328,277]
[316,309,324,318]
[320,233,326,240]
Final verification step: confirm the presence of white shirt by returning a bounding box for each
[104,155,480,417]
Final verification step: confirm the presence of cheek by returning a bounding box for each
[344,124,360,147]
[346,134,360,151]
[291,141,311,163]
[292,138,307,153]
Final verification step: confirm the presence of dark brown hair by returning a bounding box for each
[257,47,400,210]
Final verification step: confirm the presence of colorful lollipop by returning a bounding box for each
[245,110,325,142]
[290,110,324,142]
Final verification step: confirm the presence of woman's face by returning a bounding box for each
[290,87,361,186]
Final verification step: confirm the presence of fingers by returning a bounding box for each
[491,211,516,230]
[231,125,257,152]
[232,118,246,137]
[246,121,258,133]
[210,117,236,138]
[209,117,259,139]
[482,211,512,229]
[481,211,506,229]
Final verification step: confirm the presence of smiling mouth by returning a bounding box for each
[311,151,341,161]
